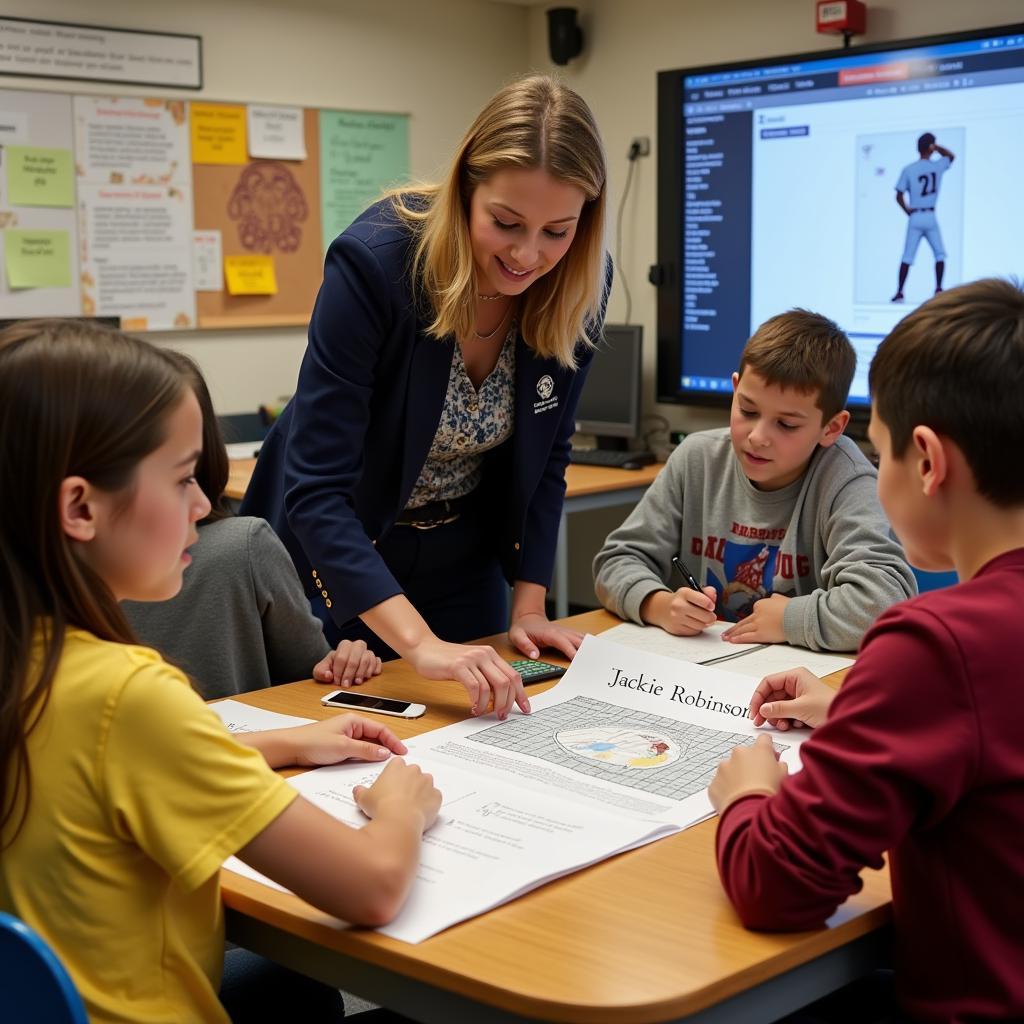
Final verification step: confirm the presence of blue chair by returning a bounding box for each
[0,912,88,1024]
[912,567,959,593]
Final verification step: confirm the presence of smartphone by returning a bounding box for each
[320,690,426,719]
[508,658,567,684]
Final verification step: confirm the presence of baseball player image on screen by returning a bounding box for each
[891,133,956,302]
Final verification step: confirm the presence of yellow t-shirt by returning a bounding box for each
[0,627,298,1024]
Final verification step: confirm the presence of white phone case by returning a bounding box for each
[320,691,426,718]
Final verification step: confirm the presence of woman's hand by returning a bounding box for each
[509,611,583,661]
[406,638,529,720]
[291,714,407,767]
[313,639,383,687]
[353,758,442,833]
[749,667,835,731]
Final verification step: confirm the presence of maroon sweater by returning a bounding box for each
[717,548,1024,1023]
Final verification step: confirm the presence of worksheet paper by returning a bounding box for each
[223,634,807,943]
[600,621,856,679]
[210,699,314,733]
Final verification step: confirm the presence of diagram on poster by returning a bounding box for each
[469,696,787,799]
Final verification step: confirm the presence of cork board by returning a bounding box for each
[192,106,322,328]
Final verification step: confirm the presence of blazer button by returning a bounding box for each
[514,542,520,551]
[321,589,328,598]
[468,402,478,413]
[325,599,332,609]
[311,569,317,579]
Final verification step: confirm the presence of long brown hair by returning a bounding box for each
[0,319,187,847]
[388,75,608,368]
[161,350,232,524]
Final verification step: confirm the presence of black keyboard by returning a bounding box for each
[569,449,656,469]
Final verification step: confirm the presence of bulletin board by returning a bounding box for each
[0,86,409,331]
[193,107,323,328]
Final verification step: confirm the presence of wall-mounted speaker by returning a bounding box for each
[547,7,583,66]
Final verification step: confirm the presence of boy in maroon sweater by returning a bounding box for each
[708,278,1024,1023]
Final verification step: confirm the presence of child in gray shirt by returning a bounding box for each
[124,352,383,698]
[594,310,916,652]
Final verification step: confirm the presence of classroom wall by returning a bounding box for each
[524,0,1024,606]
[1,0,529,412]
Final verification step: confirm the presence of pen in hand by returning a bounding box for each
[671,556,703,594]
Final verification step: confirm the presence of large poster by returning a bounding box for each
[74,95,195,330]
[319,110,408,249]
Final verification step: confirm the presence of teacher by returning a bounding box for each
[242,76,610,719]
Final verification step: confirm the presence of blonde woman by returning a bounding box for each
[243,75,610,720]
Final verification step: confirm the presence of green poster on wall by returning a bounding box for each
[319,111,409,251]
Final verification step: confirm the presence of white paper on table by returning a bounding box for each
[247,104,306,160]
[600,620,764,664]
[226,758,672,944]
[599,621,854,678]
[224,635,807,943]
[192,229,223,291]
[210,699,314,733]
[713,644,854,680]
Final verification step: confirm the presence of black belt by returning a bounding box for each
[394,496,469,530]
[911,207,934,212]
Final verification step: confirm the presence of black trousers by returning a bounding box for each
[321,508,510,656]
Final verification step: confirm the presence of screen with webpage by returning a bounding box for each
[666,25,1024,406]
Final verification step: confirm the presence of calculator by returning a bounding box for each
[508,658,567,684]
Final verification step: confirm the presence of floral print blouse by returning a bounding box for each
[405,325,516,508]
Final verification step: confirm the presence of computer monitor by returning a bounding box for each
[574,324,643,448]
[655,21,1024,415]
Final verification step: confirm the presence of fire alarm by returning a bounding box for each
[816,1,867,42]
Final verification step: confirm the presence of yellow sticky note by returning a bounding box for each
[191,103,247,165]
[4,229,72,288]
[224,254,277,295]
[6,147,74,207]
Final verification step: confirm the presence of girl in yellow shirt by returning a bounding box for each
[0,319,441,1024]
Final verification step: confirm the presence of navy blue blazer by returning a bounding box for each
[241,200,610,629]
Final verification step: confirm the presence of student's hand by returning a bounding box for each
[509,612,583,661]
[642,586,718,635]
[291,714,408,768]
[750,668,835,731]
[353,757,442,833]
[722,593,789,644]
[406,638,530,720]
[313,639,383,687]
[708,734,788,814]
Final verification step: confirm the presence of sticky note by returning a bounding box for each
[191,103,247,165]
[6,146,74,207]
[224,254,277,295]
[4,229,72,288]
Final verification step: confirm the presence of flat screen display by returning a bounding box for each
[656,22,1024,409]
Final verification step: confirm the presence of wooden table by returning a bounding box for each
[225,459,664,618]
[221,610,891,1023]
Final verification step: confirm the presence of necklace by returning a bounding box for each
[473,298,512,340]
[477,292,503,301]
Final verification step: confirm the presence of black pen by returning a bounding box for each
[671,555,703,594]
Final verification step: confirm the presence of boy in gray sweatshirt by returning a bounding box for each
[593,310,916,652]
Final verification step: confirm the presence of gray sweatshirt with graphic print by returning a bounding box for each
[592,428,916,652]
